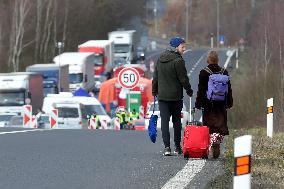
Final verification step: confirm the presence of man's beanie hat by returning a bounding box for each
[170,37,185,48]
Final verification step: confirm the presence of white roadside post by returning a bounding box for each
[114,117,120,130]
[233,135,252,189]
[210,33,214,48]
[100,119,108,130]
[23,105,32,128]
[32,115,38,128]
[139,105,144,119]
[88,118,97,130]
[236,49,239,69]
[50,108,58,129]
[267,98,273,138]
[189,97,192,122]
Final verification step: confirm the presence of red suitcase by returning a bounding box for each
[183,106,210,159]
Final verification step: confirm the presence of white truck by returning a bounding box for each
[53,52,95,92]
[108,30,136,63]
[0,72,43,114]
[78,40,114,77]
[26,64,69,96]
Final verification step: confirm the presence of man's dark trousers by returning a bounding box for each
[158,100,183,148]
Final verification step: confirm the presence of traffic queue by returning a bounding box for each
[0,29,152,130]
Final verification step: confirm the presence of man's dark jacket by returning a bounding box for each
[152,50,192,101]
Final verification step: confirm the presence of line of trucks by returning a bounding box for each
[0,29,144,117]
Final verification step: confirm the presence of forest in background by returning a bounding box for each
[0,0,146,72]
[0,0,283,130]
[161,0,284,131]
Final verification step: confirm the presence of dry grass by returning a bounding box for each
[207,127,284,189]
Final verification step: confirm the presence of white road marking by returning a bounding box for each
[163,50,210,188]
[223,49,236,68]
[162,160,206,189]
[187,51,208,77]
[0,129,48,135]
[184,49,192,54]
[146,50,164,60]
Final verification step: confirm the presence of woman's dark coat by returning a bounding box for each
[195,64,233,135]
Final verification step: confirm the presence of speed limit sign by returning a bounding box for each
[118,67,140,89]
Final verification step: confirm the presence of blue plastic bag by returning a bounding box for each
[148,97,158,143]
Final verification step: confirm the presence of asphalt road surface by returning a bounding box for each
[0,48,233,189]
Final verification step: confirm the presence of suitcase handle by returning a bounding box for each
[189,97,204,122]
[189,107,204,124]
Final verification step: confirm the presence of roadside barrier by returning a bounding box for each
[134,125,145,131]
[88,118,97,130]
[31,115,38,128]
[100,119,108,130]
[233,135,252,189]
[50,108,58,129]
[114,117,120,130]
[23,105,32,128]
[267,98,273,138]
[139,106,144,119]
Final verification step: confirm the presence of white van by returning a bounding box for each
[42,92,112,128]
[55,103,87,129]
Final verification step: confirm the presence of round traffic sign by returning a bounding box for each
[118,67,140,89]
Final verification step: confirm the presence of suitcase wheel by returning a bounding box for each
[183,152,189,159]
[202,155,208,159]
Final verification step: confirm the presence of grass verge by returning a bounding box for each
[206,127,284,189]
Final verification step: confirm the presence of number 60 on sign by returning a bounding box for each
[118,67,140,89]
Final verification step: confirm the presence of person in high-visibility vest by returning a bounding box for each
[90,113,101,129]
[121,111,129,129]
[116,110,129,129]
[129,109,139,120]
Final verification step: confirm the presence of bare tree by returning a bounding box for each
[8,0,31,72]
[34,0,43,64]
[62,0,69,47]
[39,0,53,63]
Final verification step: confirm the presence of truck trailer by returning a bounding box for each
[0,72,43,114]
[26,64,69,96]
[108,30,136,63]
[53,52,95,92]
[78,40,114,77]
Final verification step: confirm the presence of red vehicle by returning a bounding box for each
[78,40,114,76]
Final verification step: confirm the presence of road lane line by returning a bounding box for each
[146,50,164,60]
[187,51,208,77]
[184,49,192,54]
[162,160,206,189]
[0,129,48,135]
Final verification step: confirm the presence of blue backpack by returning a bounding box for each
[204,67,229,101]
[148,97,158,143]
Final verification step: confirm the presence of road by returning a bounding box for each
[0,48,233,189]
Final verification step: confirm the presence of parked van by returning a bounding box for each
[42,92,112,129]
[54,102,87,129]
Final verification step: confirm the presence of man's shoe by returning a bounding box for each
[163,147,171,156]
[212,144,220,158]
[174,146,182,155]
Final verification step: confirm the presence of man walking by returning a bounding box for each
[152,37,193,156]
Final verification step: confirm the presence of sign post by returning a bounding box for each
[118,67,140,112]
